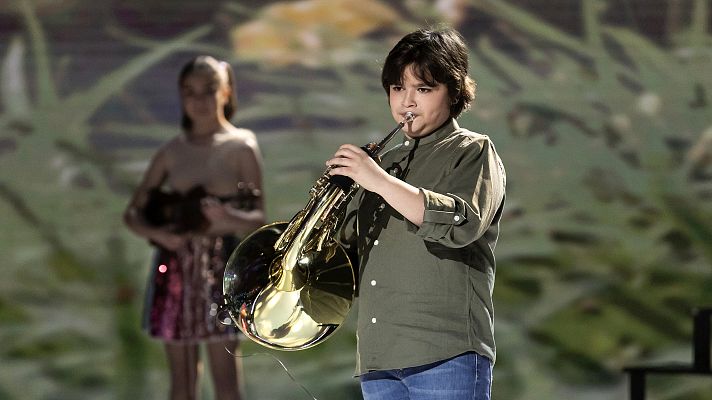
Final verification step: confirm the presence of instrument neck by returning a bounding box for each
[369,121,406,156]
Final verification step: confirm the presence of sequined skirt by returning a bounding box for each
[142,236,239,343]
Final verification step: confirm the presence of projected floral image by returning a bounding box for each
[1,0,711,399]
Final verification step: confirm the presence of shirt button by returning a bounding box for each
[370,280,376,286]
[454,215,461,222]
[404,140,410,146]
[371,317,377,324]
[374,240,379,246]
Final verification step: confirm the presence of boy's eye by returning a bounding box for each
[417,87,432,93]
[390,85,403,91]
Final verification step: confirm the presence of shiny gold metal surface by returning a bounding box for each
[223,222,354,350]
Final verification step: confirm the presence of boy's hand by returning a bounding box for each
[326,144,389,193]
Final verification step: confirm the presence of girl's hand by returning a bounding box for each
[152,230,187,252]
[201,196,230,224]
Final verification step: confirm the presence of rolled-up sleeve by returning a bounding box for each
[407,138,506,247]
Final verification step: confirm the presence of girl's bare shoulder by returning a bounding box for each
[150,134,185,161]
[219,127,259,150]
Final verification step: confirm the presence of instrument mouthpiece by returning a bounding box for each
[404,112,415,122]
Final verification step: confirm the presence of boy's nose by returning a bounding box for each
[401,90,416,107]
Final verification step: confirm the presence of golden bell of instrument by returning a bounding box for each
[223,221,354,350]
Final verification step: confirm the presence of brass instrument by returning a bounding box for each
[223,112,415,350]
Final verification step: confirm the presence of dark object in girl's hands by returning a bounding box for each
[143,183,260,233]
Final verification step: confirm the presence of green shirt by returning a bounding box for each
[342,118,506,375]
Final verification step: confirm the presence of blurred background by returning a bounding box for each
[1,0,711,399]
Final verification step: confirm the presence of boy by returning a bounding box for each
[327,27,506,400]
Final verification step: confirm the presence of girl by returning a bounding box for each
[124,55,265,400]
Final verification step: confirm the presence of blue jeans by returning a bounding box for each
[360,352,492,400]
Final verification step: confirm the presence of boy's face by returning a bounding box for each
[388,65,451,138]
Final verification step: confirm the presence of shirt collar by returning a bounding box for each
[399,118,458,149]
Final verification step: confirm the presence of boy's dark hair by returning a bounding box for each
[179,56,237,130]
[381,27,476,118]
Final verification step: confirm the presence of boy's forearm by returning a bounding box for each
[377,175,425,227]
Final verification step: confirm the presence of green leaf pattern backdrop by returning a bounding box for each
[1,0,711,399]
